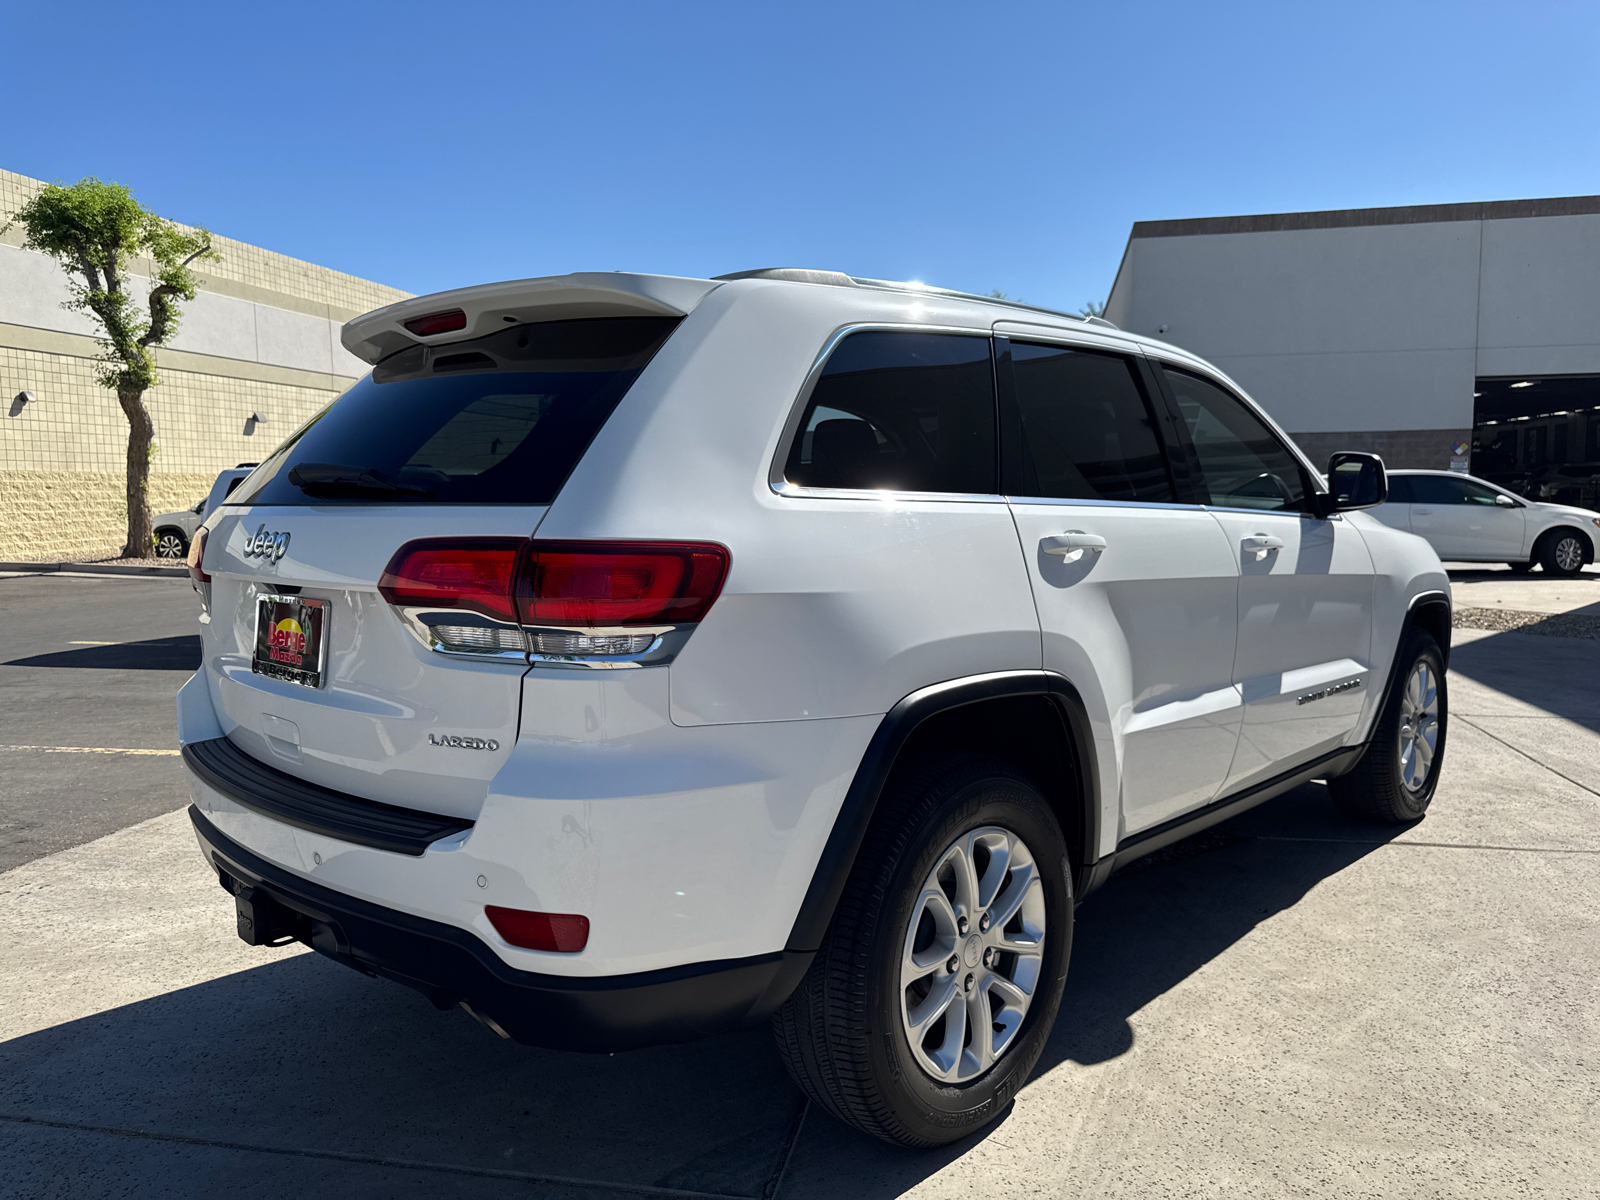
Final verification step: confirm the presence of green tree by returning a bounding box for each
[5,179,217,558]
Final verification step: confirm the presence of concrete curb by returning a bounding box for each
[0,561,189,578]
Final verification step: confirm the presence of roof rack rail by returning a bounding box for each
[712,268,1119,329]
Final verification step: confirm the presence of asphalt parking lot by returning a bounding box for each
[1,569,1597,1198]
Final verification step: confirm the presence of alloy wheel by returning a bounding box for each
[1397,660,1440,793]
[899,826,1046,1083]
[1555,535,1584,573]
[155,533,187,560]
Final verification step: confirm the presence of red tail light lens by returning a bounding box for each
[518,542,730,627]
[402,308,467,336]
[378,539,526,622]
[485,906,590,953]
[187,528,210,584]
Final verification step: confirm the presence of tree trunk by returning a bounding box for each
[118,389,154,559]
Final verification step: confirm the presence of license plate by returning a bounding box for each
[252,594,329,689]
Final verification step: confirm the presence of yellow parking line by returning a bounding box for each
[0,745,181,756]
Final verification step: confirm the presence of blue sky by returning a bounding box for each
[6,1,1598,311]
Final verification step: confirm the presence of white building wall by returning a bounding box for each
[1105,201,1600,468]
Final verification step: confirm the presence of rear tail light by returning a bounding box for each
[187,528,210,584]
[378,539,526,623]
[402,308,467,336]
[519,542,730,627]
[485,906,590,953]
[380,538,730,636]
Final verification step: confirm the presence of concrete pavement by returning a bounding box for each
[0,573,200,871]
[1,584,1598,1197]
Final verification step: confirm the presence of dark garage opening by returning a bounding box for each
[1473,374,1600,505]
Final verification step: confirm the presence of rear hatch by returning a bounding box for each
[197,315,684,819]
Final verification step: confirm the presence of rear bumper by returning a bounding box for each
[190,806,812,1052]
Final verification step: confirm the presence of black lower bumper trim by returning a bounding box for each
[183,736,473,856]
[189,806,812,1052]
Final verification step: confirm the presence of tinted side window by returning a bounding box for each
[1385,475,1414,503]
[1461,479,1508,506]
[1162,367,1309,513]
[1007,342,1174,503]
[1407,475,1468,505]
[784,332,996,494]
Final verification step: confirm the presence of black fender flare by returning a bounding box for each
[783,670,1101,954]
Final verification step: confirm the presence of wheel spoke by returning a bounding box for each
[963,989,995,1076]
[950,840,981,915]
[988,973,1033,1007]
[902,888,957,978]
[985,862,1037,931]
[904,972,961,1035]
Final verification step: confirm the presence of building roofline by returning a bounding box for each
[1129,195,1600,239]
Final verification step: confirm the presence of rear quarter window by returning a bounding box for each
[783,331,996,494]
[232,317,681,506]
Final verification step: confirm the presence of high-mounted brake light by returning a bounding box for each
[402,308,467,337]
[518,542,730,627]
[187,527,210,585]
[485,906,590,953]
[378,539,525,623]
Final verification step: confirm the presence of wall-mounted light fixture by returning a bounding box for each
[243,410,267,435]
[9,391,34,417]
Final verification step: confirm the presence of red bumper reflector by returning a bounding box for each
[187,527,210,584]
[403,308,467,336]
[485,906,590,953]
[378,539,526,623]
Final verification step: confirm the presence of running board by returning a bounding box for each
[1078,744,1364,898]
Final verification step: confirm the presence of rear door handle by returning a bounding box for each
[1241,534,1284,561]
[1041,531,1107,560]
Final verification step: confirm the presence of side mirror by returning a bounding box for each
[1495,493,1516,507]
[1321,451,1388,513]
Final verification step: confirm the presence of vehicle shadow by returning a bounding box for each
[1447,627,1600,727]
[2,635,201,672]
[781,780,1412,1194]
[0,782,1407,1199]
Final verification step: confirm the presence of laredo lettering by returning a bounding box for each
[427,734,500,751]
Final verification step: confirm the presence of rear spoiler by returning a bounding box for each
[341,272,721,366]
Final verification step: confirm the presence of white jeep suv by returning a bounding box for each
[179,269,1451,1147]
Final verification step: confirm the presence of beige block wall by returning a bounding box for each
[0,472,217,562]
[0,344,344,561]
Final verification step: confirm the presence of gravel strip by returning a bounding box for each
[1453,606,1600,639]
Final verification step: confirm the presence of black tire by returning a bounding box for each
[772,754,1073,1147]
[1537,528,1588,577]
[154,528,189,560]
[1329,630,1447,823]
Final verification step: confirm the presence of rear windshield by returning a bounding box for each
[231,317,681,506]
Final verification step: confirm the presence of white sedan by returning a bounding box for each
[1371,469,1600,575]
[151,464,258,559]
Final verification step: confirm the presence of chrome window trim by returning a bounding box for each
[1003,494,1204,514]
[1202,505,1344,521]
[767,321,995,500]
